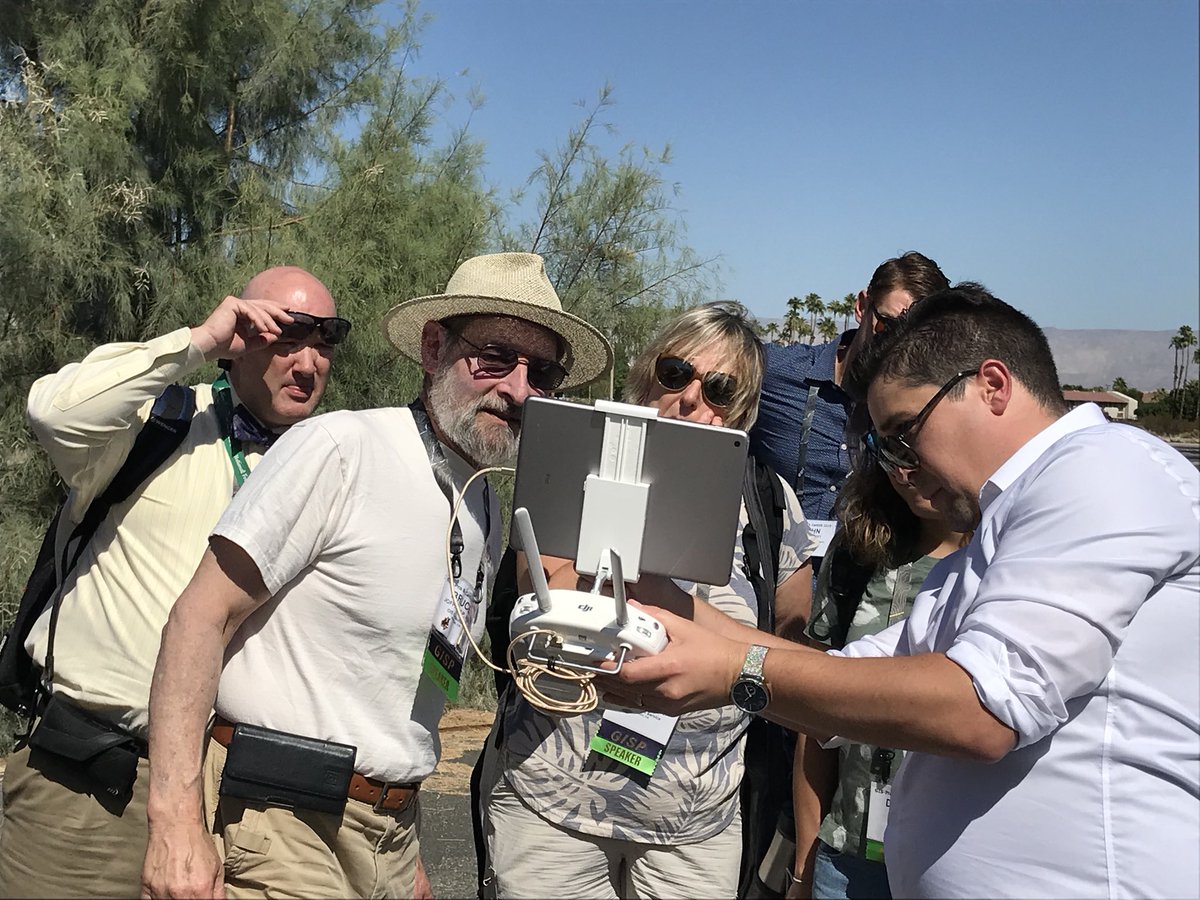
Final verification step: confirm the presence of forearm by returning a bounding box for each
[792,733,835,884]
[761,648,1017,761]
[27,328,205,497]
[145,583,229,827]
[146,541,267,827]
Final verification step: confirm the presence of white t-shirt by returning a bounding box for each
[835,405,1200,899]
[213,407,500,784]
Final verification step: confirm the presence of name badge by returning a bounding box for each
[590,708,677,776]
[422,577,479,701]
[808,519,837,557]
[865,747,897,861]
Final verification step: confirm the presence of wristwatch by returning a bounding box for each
[731,644,770,714]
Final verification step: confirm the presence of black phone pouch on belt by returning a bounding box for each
[27,694,142,802]
[219,723,356,815]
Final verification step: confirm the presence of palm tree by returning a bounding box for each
[803,293,824,344]
[817,316,838,343]
[1179,325,1197,392]
[785,296,803,343]
[1171,325,1196,416]
[782,310,803,345]
[764,322,780,344]
[829,294,856,331]
[1193,348,1200,419]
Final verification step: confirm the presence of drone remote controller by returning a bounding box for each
[509,507,668,674]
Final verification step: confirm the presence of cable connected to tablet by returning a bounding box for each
[442,466,604,716]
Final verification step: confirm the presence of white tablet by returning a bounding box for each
[511,396,749,586]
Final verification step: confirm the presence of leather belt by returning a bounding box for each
[209,717,420,814]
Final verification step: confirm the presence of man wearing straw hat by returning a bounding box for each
[140,253,612,899]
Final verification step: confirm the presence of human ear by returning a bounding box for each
[978,359,1014,415]
[419,321,447,375]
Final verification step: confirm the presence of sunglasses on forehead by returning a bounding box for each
[279,311,352,345]
[448,329,569,392]
[654,356,739,408]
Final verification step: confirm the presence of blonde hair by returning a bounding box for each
[623,302,766,431]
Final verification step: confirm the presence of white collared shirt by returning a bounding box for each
[835,404,1200,899]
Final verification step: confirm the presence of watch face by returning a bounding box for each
[732,678,769,714]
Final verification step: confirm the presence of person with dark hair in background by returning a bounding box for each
[790,457,969,898]
[606,283,1200,899]
[0,267,345,898]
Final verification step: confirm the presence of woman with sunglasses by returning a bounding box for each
[788,450,970,900]
[480,302,818,900]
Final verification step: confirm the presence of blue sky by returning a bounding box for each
[398,0,1198,332]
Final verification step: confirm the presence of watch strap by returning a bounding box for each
[742,644,769,679]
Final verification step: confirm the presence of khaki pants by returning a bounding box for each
[204,737,423,899]
[481,763,742,900]
[0,743,150,899]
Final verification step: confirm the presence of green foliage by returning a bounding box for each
[0,3,714,747]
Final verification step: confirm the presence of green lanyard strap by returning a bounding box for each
[212,373,252,488]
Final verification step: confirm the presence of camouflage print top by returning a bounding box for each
[496,478,813,844]
[805,551,939,856]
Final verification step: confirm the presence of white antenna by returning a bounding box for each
[513,507,553,613]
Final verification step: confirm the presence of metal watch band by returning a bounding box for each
[743,644,769,679]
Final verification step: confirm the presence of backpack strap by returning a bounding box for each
[742,454,786,635]
[41,384,197,697]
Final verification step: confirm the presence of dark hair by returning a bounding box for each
[866,251,950,309]
[836,456,923,569]
[849,282,1069,414]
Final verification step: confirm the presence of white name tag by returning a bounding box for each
[808,519,837,557]
[864,778,891,861]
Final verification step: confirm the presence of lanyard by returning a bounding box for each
[212,374,251,487]
[409,399,491,596]
[793,383,821,497]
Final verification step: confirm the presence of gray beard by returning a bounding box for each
[425,372,519,469]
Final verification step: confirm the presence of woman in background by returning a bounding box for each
[789,450,970,900]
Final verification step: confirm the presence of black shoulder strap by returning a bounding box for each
[741,454,786,635]
[813,531,875,649]
[43,384,197,685]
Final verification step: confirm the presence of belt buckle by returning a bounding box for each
[373,781,399,814]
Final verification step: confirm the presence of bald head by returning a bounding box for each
[240,266,336,317]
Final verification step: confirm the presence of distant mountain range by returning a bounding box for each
[760,324,1184,393]
[1042,329,1179,393]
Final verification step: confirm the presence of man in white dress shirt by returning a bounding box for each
[607,284,1199,899]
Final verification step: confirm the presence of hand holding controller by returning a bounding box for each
[509,507,668,675]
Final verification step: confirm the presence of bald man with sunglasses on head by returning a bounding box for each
[0,266,347,898]
[140,253,613,900]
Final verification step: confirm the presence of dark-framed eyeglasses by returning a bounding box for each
[448,329,569,392]
[863,369,976,474]
[654,355,739,408]
[871,308,904,335]
[279,311,353,346]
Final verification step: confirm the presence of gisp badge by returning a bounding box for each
[589,708,677,776]
[423,576,479,701]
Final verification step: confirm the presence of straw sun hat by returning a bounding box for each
[381,252,613,390]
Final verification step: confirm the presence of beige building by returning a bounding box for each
[1062,390,1139,421]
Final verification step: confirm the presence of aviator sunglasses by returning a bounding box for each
[654,356,739,408]
[279,311,353,345]
[448,329,569,392]
[863,369,976,474]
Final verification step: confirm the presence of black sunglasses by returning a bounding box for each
[871,309,904,334]
[654,356,739,408]
[863,369,976,474]
[449,330,569,392]
[279,311,352,346]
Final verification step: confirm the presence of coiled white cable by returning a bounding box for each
[445,466,600,715]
